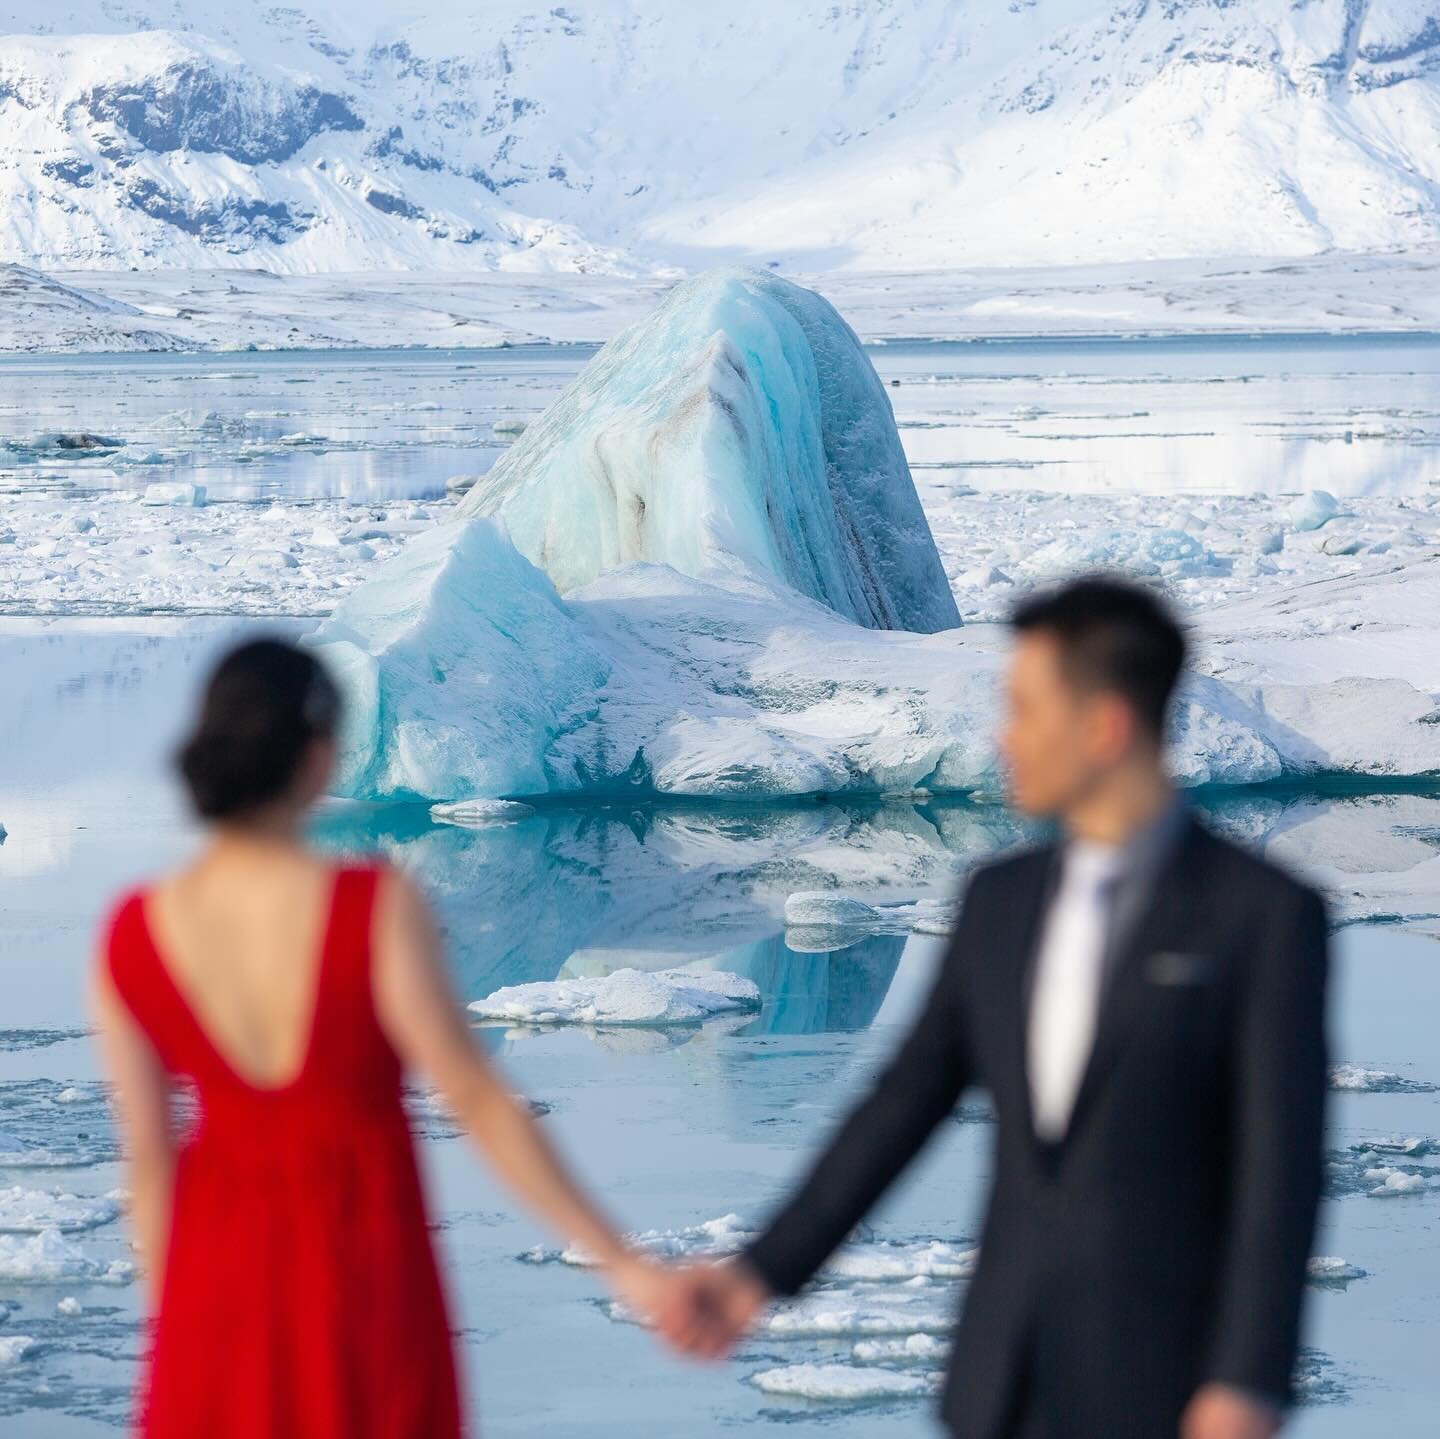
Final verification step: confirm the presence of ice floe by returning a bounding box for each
[851,1333,951,1365]
[141,481,205,507]
[749,1363,942,1400]
[1329,1064,1437,1093]
[468,967,760,1028]
[429,798,536,828]
[0,1080,118,1168]
[1306,1257,1369,1287]
[0,1186,122,1234]
[1325,1139,1440,1198]
[0,1230,133,1285]
[0,1336,37,1368]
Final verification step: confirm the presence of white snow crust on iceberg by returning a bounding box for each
[456,267,960,635]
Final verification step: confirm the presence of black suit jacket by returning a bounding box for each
[742,807,1331,1439]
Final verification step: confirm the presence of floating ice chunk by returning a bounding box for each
[445,473,480,495]
[1351,1135,1432,1157]
[0,1229,134,1284]
[141,481,205,507]
[762,1290,954,1338]
[896,899,958,936]
[491,418,527,437]
[749,1363,942,1400]
[468,967,760,1028]
[1329,1063,1435,1092]
[0,1186,122,1234]
[521,1213,757,1268]
[1365,1167,1430,1196]
[956,564,1012,588]
[784,892,882,927]
[1306,1257,1368,1285]
[852,1334,951,1364]
[1288,490,1340,531]
[826,1240,977,1282]
[35,432,122,451]
[430,798,535,828]
[457,268,960,633]
[0,1336,37,1367]
[1028,526,1221,579]
[784,891,956,942]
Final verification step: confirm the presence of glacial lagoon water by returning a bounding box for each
[3,615,1440,1436]
[3,330,1440,502]
[3,335,1440,1433]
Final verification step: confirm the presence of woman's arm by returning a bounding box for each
[90,957,175,1311]
[371,867,673,1318]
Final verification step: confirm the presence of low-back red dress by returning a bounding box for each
[102,860,464,1438]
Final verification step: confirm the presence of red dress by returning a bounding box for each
[103,861,464,1438]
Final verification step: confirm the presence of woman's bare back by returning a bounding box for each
[142,842,339,1091]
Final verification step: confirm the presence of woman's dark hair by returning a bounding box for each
[177,638,341,820]
[1008,573,1187,742]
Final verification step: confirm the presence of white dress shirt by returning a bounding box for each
[1025,836,1127,1141]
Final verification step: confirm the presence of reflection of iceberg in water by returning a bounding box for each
[310,788,1440,1038]
[313,796,1009,1032]
[722,934,906,1035]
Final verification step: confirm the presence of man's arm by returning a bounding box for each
[1201,879,1331,1404]
[738,867,988,1299]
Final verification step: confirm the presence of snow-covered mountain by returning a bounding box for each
[3,1,1440,273]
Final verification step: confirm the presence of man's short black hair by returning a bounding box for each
[1008,573,1187,742]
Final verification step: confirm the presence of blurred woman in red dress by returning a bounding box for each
[93,638,682,1437]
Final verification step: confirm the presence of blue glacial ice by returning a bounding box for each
[308,268,1440,804]
[456,267,960,634]
[309,517,609,799]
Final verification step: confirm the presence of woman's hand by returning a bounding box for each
[604,1251,685,1331]
[607,1253,769,1360]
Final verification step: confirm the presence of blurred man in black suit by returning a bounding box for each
[663,574,1331,1439]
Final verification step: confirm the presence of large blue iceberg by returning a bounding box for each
[308,268,1440,803]
[457,268,960,634]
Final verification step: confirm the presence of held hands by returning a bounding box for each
[604,1253,770,1360]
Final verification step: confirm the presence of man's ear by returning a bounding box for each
[1095,689,1140,761]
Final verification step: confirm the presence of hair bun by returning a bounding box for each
[175,639,341,821]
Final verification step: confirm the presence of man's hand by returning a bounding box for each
[652,1258,771,1360]
[1181,1383,1283,1439]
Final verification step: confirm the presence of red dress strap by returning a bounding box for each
[101,888,190,1076]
